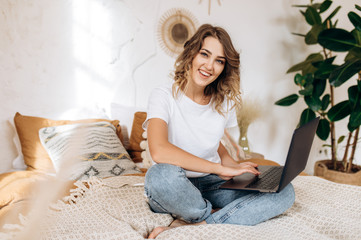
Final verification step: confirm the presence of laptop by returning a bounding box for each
[220,117,320,193]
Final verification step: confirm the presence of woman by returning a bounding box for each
[143,24,295,239]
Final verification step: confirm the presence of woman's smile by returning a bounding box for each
[199,69,212,78]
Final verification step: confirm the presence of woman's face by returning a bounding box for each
[190,36,226,90]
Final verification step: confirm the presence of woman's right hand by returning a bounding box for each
[216,162,260,180]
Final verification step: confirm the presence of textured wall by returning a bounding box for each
[0,0,358,174]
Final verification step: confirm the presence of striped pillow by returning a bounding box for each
[39,121,141,180]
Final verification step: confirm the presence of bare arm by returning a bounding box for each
[218,142,240,167]
[147,118,260,178]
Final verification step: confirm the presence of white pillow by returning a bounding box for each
[39,121,141,180]
[11,120,27,170]
[139,131,153,168]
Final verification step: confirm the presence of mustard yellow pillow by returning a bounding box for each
[127,112,147,163]
[13,112,123,173]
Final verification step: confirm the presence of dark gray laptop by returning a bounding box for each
[220,117,320,193]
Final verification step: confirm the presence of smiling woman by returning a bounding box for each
[142,24,295,239]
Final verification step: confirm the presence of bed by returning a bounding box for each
[1,109,361,240]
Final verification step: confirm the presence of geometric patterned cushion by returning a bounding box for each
[39,121,141,180]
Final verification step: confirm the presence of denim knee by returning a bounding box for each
[205,183,296,226]
[144,164,182,213]
[144,163,212,223]
[282,183,295,210]
[145,163,184,188]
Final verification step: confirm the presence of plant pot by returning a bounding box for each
[314,160,361,186]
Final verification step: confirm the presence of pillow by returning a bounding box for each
[127,112,147,163]
[140,131,153,168]
[110,103,146,149]
[39,121,141,180]
[14,112,124,173]
[10,107,110,172]
[11,126,27,170]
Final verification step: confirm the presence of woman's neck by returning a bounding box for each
[184,86,211,105]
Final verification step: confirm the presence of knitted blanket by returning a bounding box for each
[1,176,361,240]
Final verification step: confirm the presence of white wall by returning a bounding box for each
[0,0,359,174]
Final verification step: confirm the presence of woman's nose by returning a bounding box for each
[205,59,213,70]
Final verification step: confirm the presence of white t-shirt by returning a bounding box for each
[143,84,238,178]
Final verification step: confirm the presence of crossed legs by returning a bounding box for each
[145,164,295,238]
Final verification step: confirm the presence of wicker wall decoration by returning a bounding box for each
[157,8,198,58]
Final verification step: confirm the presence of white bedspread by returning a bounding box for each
[1,176,361,240]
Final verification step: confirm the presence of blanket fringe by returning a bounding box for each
[50,176,103,209]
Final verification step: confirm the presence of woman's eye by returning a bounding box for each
[200,52,208,57]
[216,59,224,65]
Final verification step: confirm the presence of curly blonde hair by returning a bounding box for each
[172,24,241,115]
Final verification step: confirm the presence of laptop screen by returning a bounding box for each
[278,117,319,192]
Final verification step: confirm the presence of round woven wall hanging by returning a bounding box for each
[157,8,198,58]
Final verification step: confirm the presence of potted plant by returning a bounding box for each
[275,0,361,185]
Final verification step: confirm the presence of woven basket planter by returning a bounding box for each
[314,160,361,186]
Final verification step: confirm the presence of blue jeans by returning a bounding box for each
[144,163,295,225]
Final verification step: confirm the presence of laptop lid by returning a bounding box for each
[277,117,320,192]
[219,117,319,192]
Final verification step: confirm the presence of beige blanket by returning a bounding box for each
[1,175,361,240]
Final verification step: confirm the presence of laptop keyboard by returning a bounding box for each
[247,166,283,190]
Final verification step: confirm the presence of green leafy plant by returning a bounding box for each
[276,0,361,173]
